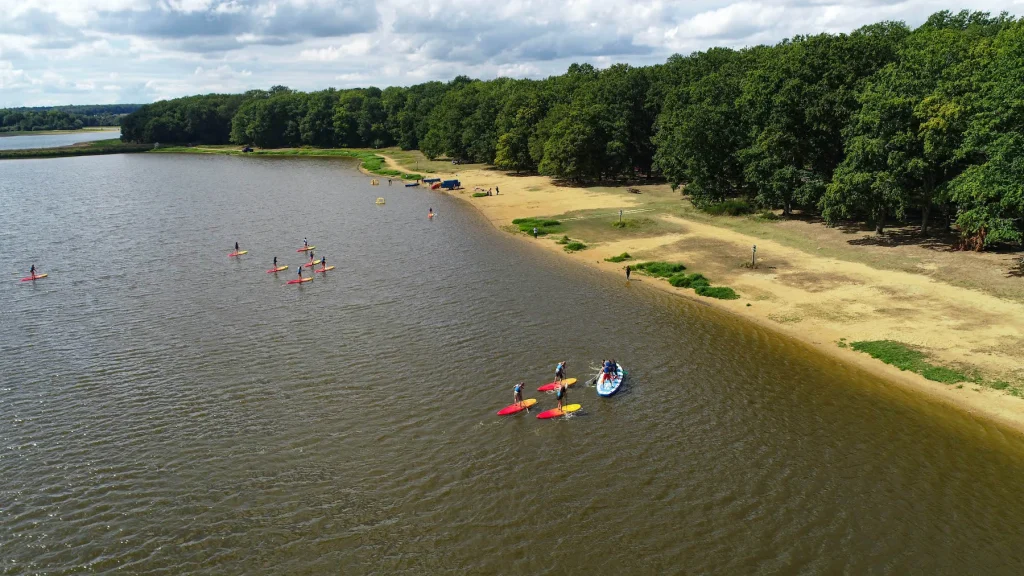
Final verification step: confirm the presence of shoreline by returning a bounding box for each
[371,157,1024,437]
[150,146,1024,436]
[0,126,120,137]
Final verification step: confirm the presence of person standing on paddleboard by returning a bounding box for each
[556,382,567,411]
[273,256,278,269]
[556,361,567,383]
[320,256,326,271]
[234,242,240,253]
[30,264,36,277]
[297,267,303,280]
[514,382,524,407]
[304,238,308,248]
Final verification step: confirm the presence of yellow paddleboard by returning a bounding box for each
[315,266,335,272]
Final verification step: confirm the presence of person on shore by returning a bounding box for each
[556,361,567,383]
[533,227,538,238]
[514,382,524,407]
[495,186,500,195]
[626,265,631,280]
[556,381,568,411]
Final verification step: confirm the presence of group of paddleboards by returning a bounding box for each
[230,239,335,285]
[498,360,626,420]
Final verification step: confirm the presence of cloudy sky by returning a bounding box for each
[0,0,1020,107]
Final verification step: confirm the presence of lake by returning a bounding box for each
[0,129,121,150]
[2,154,1024,574]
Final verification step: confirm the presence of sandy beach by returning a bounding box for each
[371,152,1024,434]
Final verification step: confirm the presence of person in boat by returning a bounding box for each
[556,382,568,411]
[555,361,567,382]
[610,359,618,376]
[234,242,240,253]
[514,382,524,406]
[603,360,612,378]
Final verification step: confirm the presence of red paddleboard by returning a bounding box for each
[297,245,315,252]
[537,378,577,392]
[286,277,312,285]
[302,259,322,268]
[228,250,248,257]
[266,266,288,273]
[497,399,537,415]
[20,273,48,282]
[536,404,581,419]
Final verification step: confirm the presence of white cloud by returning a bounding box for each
[0,0,1021,105]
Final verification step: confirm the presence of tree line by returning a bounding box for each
[119,10,1024,249]
[1,104,141,133]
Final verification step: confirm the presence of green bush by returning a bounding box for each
[757,210,781,221]
[605,252,632,263]
[635,261,686,277]
[850,340,968,384]
[472,192,488,197]
[511,217,562,236]
[703,199,753,216]
[564,241,587,252]
[667,273,710,288]
[695,285,740,299]
[612,220,627,228]
[555,235,570,245]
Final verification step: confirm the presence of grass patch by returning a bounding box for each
[635,261,687,278]
[757,210,781,221]
[472,192,488,197]
[564,241,587,252]
[555,235,570,245]
[611,217,654,229]
[695,285,740,299]
[702,199,753,216]
[605,252,632,263]
[512,217,562,236]
[850,340,968,384]
[0,139,151,160]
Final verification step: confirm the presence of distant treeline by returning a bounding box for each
[119,10,1024,249]
[1,104,141,133]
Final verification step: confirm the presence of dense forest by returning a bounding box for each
[1,104,141,133]
[119,10,1024,249]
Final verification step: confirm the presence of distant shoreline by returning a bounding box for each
[0,126,120,137]
[0,138,150,160]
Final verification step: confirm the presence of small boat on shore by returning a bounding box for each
[596,365,625,397]
[405,182,420,187]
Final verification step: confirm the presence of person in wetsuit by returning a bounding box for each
[555,361,567,382]
[514,382,524,406]
[320,256,326,270]
[556,382,568,411]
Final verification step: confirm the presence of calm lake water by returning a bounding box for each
[2,154,1024,575]
[0,129,121,150]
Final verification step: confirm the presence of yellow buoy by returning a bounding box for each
[375,197,385,205]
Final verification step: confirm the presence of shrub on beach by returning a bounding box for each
[556,235,570,245]
[668,273,709,288]
[695,285,740,299]
[635,261,686,277]
[512,217,561,236]
[564,241,587,252]
[472,192,488,197]
[605,252,632,263]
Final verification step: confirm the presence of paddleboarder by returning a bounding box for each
[234,241,240,253]
[273,256,278,269]
[514,382,524,406]
[555,360,567,383]
[30,265,36,277]
[320,256,327,271]
[556,381,568,411]
[297,267,303,280]
[304,238,308,248]
[308,250,315,265]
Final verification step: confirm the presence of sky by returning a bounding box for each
[1,0,1021,107]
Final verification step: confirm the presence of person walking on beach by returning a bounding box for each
[495,186,500,195]
[626,265,631,281]
[514,382,524,407]
[533,227,538,238]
